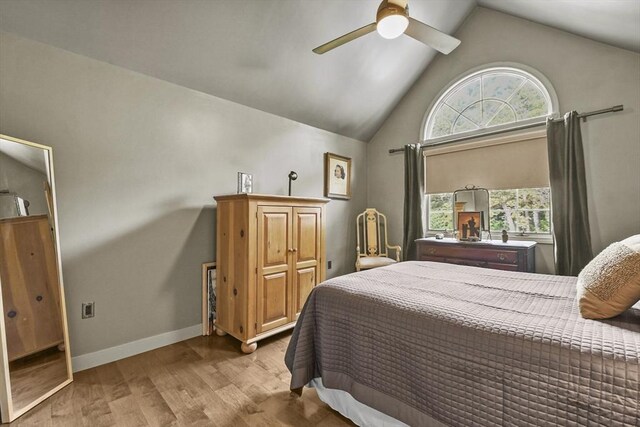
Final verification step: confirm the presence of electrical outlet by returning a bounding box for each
[82,302,95,319]
[327,260,332,269]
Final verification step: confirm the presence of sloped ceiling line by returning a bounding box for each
[0,0,638,141]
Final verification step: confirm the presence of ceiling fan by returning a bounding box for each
[313,0,461,55]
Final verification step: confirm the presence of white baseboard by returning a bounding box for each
[71,324,201,372]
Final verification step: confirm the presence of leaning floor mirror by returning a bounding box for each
[0,134,72,422]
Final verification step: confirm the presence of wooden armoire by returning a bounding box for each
[0,215,64,361]
[213,194,328,353]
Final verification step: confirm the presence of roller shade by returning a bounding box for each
[425,132,549,194]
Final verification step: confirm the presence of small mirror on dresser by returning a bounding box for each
[0,134,72,423]
[453,185,490,241]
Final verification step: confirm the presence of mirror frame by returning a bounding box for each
[452,185,491,241]
[0,134,73,423]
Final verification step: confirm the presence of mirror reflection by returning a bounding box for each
[453,185,490,241]
[0,136,71,422]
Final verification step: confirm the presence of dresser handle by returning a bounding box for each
[497,253,506,261]
[427,248,437,255]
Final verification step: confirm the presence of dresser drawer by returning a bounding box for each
[416,238,535,272]
[485,262,519,271]
[419,245,519,265]
[444,257,489,269]
[421,256,521,272]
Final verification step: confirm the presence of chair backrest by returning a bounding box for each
[356,208,390,258]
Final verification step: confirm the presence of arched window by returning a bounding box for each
[422,65,557,239]
[423,66,556,141]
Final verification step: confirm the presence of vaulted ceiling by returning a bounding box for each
[0,0,638,141]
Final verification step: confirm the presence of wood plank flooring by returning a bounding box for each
[8,332,354,426]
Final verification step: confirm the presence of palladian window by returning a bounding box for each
[424,67,554,140]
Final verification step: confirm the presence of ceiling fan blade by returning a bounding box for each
[313,23,377,54]
[405,17,461,54]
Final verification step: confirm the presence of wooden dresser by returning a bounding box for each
[416,237,536,272]
[213,194,328,354]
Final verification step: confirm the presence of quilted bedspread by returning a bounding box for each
[285,261,640,426]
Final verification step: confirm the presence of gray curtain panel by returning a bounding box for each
[403,144,426,261]
[546,111,593,276]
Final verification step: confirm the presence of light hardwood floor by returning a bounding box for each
[8,332,353,426]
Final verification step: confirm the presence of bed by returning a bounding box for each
[285,261,640,426]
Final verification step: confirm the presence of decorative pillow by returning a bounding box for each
[576,235,640,319]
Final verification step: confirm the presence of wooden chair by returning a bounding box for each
[355,208,402,271]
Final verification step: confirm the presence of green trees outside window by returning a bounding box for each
[428,187,551,234]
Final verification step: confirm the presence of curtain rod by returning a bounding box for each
[388,104,624,154]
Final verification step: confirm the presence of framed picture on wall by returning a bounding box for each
[324,152,352,200]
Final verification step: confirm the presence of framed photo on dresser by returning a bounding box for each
[457,211,482,241]
[237,172,253,194]
[324,152,352,200]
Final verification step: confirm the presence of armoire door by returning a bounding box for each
[291,207,322,320]
[256,207,292,333]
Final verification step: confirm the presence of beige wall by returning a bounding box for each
[0,32,367,357]
[367,8,640,274]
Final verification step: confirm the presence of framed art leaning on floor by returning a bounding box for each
[201,262,216,336]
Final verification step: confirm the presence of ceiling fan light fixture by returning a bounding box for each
[376,15,409,39]
[375,1,409,39]
[313,0,461,55]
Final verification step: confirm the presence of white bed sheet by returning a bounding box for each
[310,378,447,427]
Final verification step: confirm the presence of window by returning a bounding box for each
[423,65,556,240]
[427,193,454,231]
[424,67,555,141]
[427,187,551,235]
[490,188,550,234]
